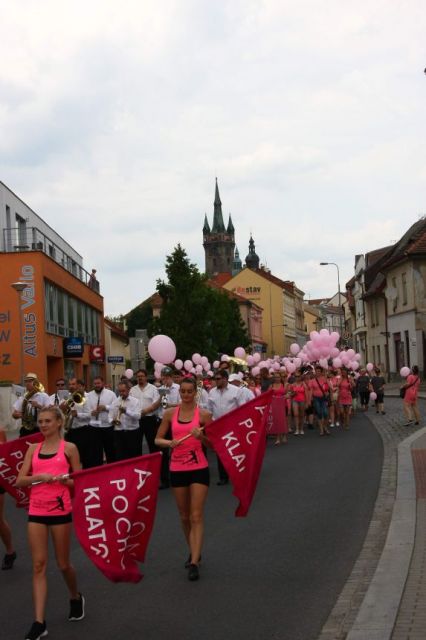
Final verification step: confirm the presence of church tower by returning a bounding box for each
[245,234,260,270]
[203,179,236,276]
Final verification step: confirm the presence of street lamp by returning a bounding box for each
[319,262,344,338]
[11,282,28,385]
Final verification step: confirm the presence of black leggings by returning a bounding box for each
[359,390,370,406]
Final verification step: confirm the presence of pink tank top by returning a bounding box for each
[170,406,208,472]
[29,440,72,517]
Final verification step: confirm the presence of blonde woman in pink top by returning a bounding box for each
[156,376,212,582]
[17,406,83,640]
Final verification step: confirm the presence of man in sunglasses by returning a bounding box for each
[208,370,244,485]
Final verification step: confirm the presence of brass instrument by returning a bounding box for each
[63,391,86,433]
[21,381,45,431]
[159,388,169,409]
[112,399,126,428]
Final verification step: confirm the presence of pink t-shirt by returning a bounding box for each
[309,377,329,398]
[338,379,352,405]
[292,383,306,402]
[29,440,72,517]
[170,406,208,472]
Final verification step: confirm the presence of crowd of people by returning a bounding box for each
[0,361,422,639]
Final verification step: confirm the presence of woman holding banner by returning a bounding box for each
[17,406,84,640]
[155,376,212,581]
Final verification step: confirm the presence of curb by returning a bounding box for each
[346,426,426,639]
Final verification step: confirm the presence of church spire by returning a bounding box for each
[227,213,234,234]
[212,178,225,232]
[245,234,260,269]
[203,213,210,233]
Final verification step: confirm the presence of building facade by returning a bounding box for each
[0,182,105,391]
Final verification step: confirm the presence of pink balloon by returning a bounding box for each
[332,358,342,368]
[251,366,260,376]
[125,368,134,379]
[190,367,196,374]
[192,353,202,365]
[347,349,355,358]
[400,366,410,378]
[201,356,209,367]
[319,358,328,369]
[330,347,340,358]
[221,354,230,362]
[320,329,329,337]
[203,362,211,371]
[351,361,360,371]
[310,331,320,341]
[154,362,164,372]
[195,364,203,374]
[294,357,302,368]
[207,371,214,377]
[370,392,377,401]
[286,363,296,373]
[366,363,374,372]
[246,355,254,366]
[184,359,193,372]
[213,360,220,369]
[355,353,361,361]
[154,370,161,379]
[148,335,176,364]
[234,347,246,359]
[174,359,183,370]
[290,343,300,355]
[253,352,261,363]
[273,362,280,370]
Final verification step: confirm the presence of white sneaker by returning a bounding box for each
[330,423,335,428]
[336,421,340,427]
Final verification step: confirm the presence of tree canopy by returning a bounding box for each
[154,244,249,360]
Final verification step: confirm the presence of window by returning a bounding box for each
[402,273,407,305]
[377,345,381,365]
[405,330,410,368]
[372,345,376,364]
[392,277,398,312]
[45,281,101,344]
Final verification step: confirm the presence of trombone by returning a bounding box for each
[63,391,86,433]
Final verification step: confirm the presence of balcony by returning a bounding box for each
[2,227,100,293]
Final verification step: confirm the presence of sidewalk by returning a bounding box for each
[385,381,426,400]
[319,397,426,640]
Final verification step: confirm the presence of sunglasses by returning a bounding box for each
[56,382,65,387]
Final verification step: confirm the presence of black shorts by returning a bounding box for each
[28,513,72,525]
[0,486,5,495]
[170,467,210,488]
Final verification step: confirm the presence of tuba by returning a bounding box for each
[21,381,45,431]
[63,391,86,433]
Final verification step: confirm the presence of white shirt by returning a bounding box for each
[129,382,160,415]
[197,387,210,410]
[86,388,117,427]
[13,392,51,429]
[208,383,243,419]
[237,385,255,404]
[156,382,181,419]
[108,395,141,431]
[68,392,91,429]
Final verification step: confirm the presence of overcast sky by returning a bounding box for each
[1,1,425,316]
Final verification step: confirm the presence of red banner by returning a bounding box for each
[205,390,272,517]
[72,452,162,583]
[0,433,43,508]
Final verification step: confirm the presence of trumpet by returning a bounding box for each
[159,388,169,409]
[63,391,86,433]
[113,400,126,428]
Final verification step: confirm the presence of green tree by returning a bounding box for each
[154,244,249,360]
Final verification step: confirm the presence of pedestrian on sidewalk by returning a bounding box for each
[402,365,421,426]
[16,406,84,640]
[371,367,386,414]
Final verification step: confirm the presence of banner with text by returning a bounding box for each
[206,390,272,517]
[72,452,161,583]
[0,432,43,507]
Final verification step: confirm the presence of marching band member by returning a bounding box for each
[129,369,160,454]
[208,370,244,486]
[228,373,255,404]
[48,378,68,406]
[16,406,84,640]
[64,378,92,469]
[86,376,117,467]
[108,381,141,461]
[12,373,50,437]
[156,367,181,489]
[155,376,212,581]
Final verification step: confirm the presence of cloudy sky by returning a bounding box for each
[1,1,425,316]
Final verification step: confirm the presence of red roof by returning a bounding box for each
[210,272,233,286]
[104,318,128,340]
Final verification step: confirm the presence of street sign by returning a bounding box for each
[63,337,84,358]
[89,345,105,363]
[107,355,125,364]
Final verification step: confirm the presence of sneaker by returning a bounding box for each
[300,430,305,435]
[403,421,414,426]
[329,423,335,428]
[336,421,340,427]
[68,593,85,621]
[2,551,16,570]
[188,563,199,581]
[25,621,47,640]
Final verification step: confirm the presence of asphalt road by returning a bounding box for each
[1,411,383,640]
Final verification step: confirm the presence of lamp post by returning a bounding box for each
[11,282,28,385]
[319,262,344,338]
